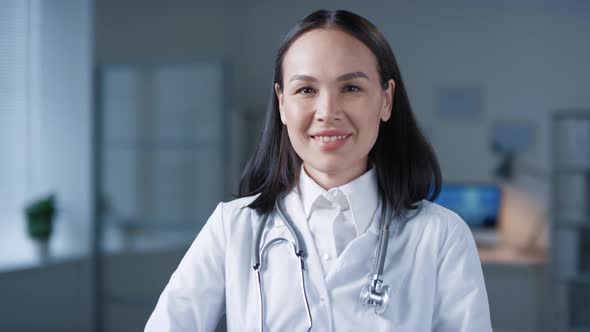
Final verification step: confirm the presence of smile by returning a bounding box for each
[312,135,349,142]
[310,134,352,151]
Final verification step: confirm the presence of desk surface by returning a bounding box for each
[478,245,547,266]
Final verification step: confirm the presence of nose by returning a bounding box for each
[315,91,342,122]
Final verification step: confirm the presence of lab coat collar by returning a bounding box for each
[297,165,379,235]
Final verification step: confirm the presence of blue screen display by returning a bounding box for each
[433,183,501,228]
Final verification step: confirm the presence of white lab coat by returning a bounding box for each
[145,190,493,331]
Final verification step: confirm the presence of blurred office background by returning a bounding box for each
[1,0,589,331]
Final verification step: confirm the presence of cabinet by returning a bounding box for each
[551,110,590,331]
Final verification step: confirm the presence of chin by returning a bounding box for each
[306,158,354,175]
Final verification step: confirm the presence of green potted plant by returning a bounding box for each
[25,193,57,242]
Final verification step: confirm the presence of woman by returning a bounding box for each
[146,9,492,332]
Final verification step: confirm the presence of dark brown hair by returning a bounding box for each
[239,9,441,217]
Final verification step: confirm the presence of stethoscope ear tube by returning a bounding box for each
[274,199,306,257]
[253,198,312,332]
[253,199,306,270]
[253,213,270,270]
[373,203,392,277]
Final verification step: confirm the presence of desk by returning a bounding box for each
[478,244,551,332]
[478,245,547,266]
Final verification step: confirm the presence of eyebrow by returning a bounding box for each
[288,71,369,83]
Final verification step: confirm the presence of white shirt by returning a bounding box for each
[298,166,379,275]
[145,182,493,331]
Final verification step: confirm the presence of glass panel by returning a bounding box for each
[98,63,226,332]
[556,116,590,169]
[569,282,590,329]
[580,230,590,275]
[556,229,581,278]
[556,173,589,224]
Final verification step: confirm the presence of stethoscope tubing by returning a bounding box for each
[252,197,417,330]
[253,200,312,332]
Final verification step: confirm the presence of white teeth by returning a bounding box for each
[314,135,347,142]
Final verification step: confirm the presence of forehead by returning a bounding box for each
[282,28,379,81]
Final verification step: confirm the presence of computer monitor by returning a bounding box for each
[433,183,501,229]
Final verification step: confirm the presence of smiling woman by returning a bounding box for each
[239,10,440,218]
[275,28,393,189]
[146,9,493,332]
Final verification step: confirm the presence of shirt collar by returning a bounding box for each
[297,165,379,235]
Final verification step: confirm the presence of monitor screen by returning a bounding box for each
[433,183,501,229]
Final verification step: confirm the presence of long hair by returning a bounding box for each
[239,9,441,216]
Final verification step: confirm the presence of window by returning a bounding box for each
[0,0,33,268]
[0,0,93,270]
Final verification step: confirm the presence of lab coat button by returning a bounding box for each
[322,253,330,260]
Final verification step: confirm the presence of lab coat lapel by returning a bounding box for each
[325,206,381,281]
[329,203,405,278]
[281,190,329,296]
[345,201,383,265]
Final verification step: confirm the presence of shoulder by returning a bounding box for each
[220,194,260,211]
[409,200,472,244]
[417,200,464,229]
[214,194,263,226]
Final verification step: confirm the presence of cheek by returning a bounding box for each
[283,101,313,130]
[362,120,381,145]
[282,106,313,144]
[354,108,382,147]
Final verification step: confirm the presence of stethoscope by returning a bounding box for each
[252,198,403,332]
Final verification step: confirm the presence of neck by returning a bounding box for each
[303,161,369,190]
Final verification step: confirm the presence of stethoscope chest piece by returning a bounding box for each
[359,279,391,315]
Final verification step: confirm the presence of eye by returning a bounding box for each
[343,85,361,93]
[295,86,315,95]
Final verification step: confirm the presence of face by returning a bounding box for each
[275,28,395,185]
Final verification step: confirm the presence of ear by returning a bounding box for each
[380,79,395,122]
[275,83,286,125]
